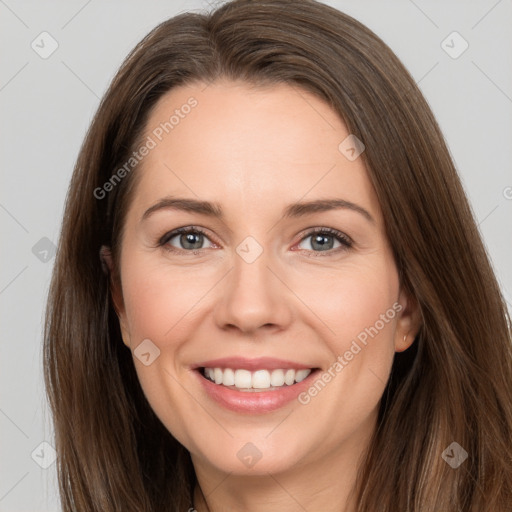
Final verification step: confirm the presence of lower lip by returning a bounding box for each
[194,369,320,413]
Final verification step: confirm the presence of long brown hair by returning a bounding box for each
[43,0,512,510]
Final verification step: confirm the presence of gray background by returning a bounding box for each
[1,0,511,510]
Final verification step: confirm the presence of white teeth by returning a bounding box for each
[223,368,235,386]
[270,369,285,387]
[202,367,312,390]
[214,368,223,385]
[284,369,295,386]
[252,370,270,389]
[295,369,311,382]
[234,369,252,388]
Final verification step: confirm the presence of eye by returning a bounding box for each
[296,227,352,255]
[159,227,215,252]
[158,226,352,256]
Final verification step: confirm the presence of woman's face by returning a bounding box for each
[112,80,416,478]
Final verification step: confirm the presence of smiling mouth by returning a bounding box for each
[199,367,318,392]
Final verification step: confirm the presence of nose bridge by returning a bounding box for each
[233,239,272,294]
[214,235,292,334]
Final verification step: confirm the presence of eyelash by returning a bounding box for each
[157,226,353,257]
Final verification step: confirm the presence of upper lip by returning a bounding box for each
[191,357,315,371]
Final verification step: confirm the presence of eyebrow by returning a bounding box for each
[141,196,374,223]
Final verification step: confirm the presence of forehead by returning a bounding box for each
[129,79,380,224]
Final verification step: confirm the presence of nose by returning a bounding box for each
[213,246,293,336]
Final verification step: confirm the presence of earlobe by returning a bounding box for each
[100,245,114,274]
[100,245,131,348]
[397,333,414,352]
[395,288,421,352]
[100,245,121,312]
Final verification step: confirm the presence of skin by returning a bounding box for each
[107,80,420,512]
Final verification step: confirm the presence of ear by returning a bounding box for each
[100,245,131,348]
[394,287,421,352]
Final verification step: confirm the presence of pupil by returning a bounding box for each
[182,233,203,250]
[312,234,333,251]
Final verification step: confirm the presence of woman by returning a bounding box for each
[43,0,512,510]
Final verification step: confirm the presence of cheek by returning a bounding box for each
[121,256,217,344]
[297,261,399,350]
[293,262,400,411]
[118,255,209,434]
